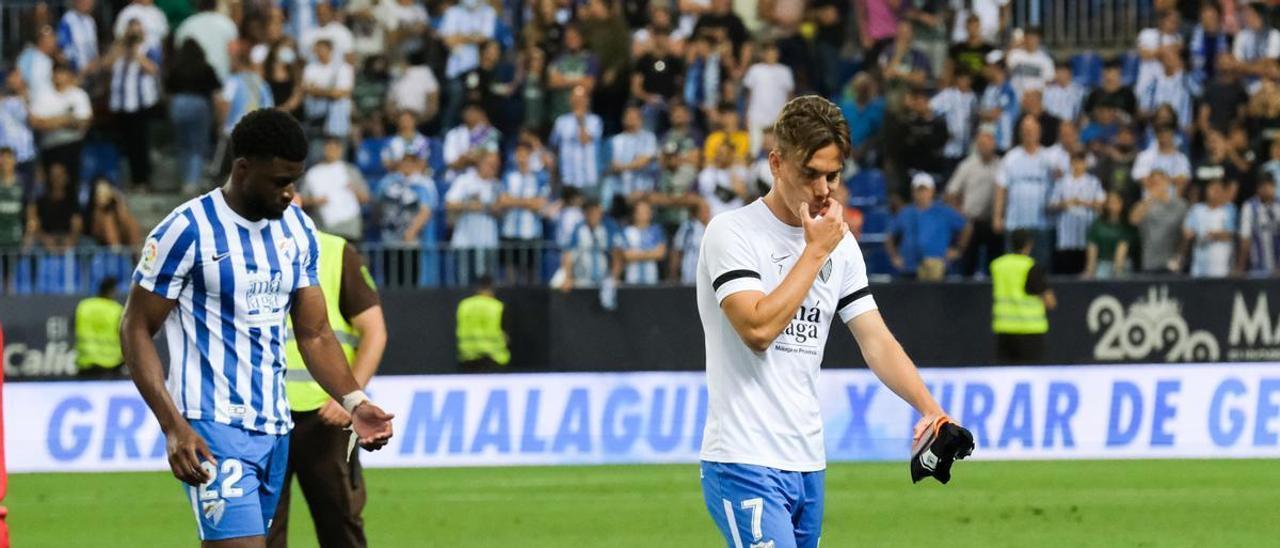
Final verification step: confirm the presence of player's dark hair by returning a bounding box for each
[97,277,118,297]
[476,275,494,290]
[1011,229,1035,252]
[772,95,851,164]
[231,109,308,163]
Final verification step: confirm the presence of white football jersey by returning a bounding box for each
[696,199,877,471]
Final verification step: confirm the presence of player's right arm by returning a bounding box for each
[121,214,214,486]
[720,199,847,352]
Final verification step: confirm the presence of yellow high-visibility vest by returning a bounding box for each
[990,253,1049,335]
[284,231,360,412]
[75,296,124,368]
[456,294,510,366]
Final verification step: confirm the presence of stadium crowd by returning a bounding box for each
[1,0,1280,291]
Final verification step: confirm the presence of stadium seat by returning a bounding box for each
[35,253,80,295]
[356,136,391,185]
[12,256,34,295]
[847,169,888,208]
[1071,52,1104,88]
[1120,51,1141,87]
[860,205,893,235]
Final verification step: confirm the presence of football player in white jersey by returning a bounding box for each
[696,96,957,548]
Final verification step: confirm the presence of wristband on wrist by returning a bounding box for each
[341,390,370,415]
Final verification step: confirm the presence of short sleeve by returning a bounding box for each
[292,207,321,288]
[336,64,356,90]
[133,210,197,300]
[995,156,1010,188]
[1240,203,1255,236]
[702,217,764,303]
[836,235,877,323]
[1182,206,1199,233]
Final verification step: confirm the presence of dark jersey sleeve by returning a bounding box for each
[1024,263,1049,296]
[338,243,381,321]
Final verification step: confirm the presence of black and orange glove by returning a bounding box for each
[910,415,974,484]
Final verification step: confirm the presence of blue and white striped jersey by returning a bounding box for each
[1043,81,1086,123]
[0,97,36,163]
[551,113,603,189]
[610,130,659,195]
[58,10,99,74]
[501,169,549,240]
[929,87,977,159]
[621,224,665,285]
[109,45,162,113]
[1050,174,1106,250]
[221,72,275,137]
[132,190,320,435]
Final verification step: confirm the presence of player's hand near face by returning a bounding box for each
[800,199,848,257]
[351,401,395,450]
[167,421,216,486]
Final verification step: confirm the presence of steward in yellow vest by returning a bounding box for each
[990,229,1056,364]
[456,275,510,371]
[76,277,125,378]
[268,231,386,548]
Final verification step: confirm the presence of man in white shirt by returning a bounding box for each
[742,42,795,153]
[302,137,369,241]
[113,0,168,50]
[442,103,501,183]
[29,62,92,185]
[446,151,502,282]
[1006,27,1054,93]
[17,26,58,99]
[439,0,497,127]
[697,95,955,548]
[550,87,604,193]
[302,39,355,140]
[58,0,99,76]
[1134,9,1183,97]
[1131,124,1192,195]
[698,141,751,218]
[300,1,355,63]
[174,0,239,80]
[1230,2,1280,86]
[386,51,440,125]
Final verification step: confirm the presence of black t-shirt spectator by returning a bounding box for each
[811,0,846,47]
[36,194,78,235]
[636,53,684,99]
[692,13,748,52]
[1084,86,1138,119]
[1203,80,1248,133]
[949,42,994,91]
[165,58,221,97]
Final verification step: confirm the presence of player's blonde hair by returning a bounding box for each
[772,95,851,164]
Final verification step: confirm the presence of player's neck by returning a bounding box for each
[220,185,264,222]
[763,190,801,227]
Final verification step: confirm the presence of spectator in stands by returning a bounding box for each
[86,178,139,247]
[1020,90,1060,148]
[839,73,886,166]
[682,35,726,117]
[1135,9,1183,95]
[698,140,750,218]
[446,151,502,282]
[166,40,221,195]
[382,110,430,172]
[879,20,932,110]
[994,116,1056,266]
[1198,55,1248,137]
[1230,2,1280,87]
[1084,192,1135,279]
[1139,50,1194,133]
[1132,124,1192,196]
[558,198,621,290]
[670,199,709,285]
[632,5,684,57]
[632,28,684,133]
[1044,64,1085,124]
[652,138,702,231]
[886,173,969,280]
[443,103,501,183]
[386,49,440,127]
[1096,125,1140,200]
[1006,27,1053,94]
[1046,121,1088,175]
[660,101,703,157]
[301,1,354,63]
[581,0,632,133]
[497,142,550,285]
[619,200,666,285]
[749,128,775,196]
[931,72,978,175]
[1188,4,1231,88]
[174,0,238,80]
[609,105,659,205]
[114,0,168,50]
[905,0,948,78]
[26,163,81,252]
[0,148,23,255]
[382,0,431,58]
[1130,169,1189,274]
[1238,174,1280,275]
[0,71,37,200]
[1049,152,1106,274]
[439,0,498,128]
[857,0,901,63]
[30,62,91,188]
[742,42,794,153]
[1181,178,1237,278]
[950,0,1007,46]
[18,25,58,100]
[302,137,369,242]
[1084,61,1137,122]
[376,149,430,246]
[517,45,549,134]
[947,128,1003,276]
[809,0,847,96]
[106,17,162,190]
[980,50,1018,152]
[302,38,355,145]
[1195,130,1245,203]
[550,87,604,193]
[215,47,274,176]
[702,103,749,164]
[58,0,100,77]
[457,41,508,126]
[948,14,993,93]
[255,14,304,118]
[548,25,600,122]
[885,85,947,203]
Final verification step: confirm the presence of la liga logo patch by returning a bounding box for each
[140,238,159,275]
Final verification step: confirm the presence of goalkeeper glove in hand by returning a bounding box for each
[911,416,975,484]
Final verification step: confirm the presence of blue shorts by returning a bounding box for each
[700,461,825,548]
[182,420,290,541]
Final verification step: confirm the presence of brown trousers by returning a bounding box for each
[266,409,367,548]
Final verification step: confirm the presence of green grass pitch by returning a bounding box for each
[6,459,1276,547]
